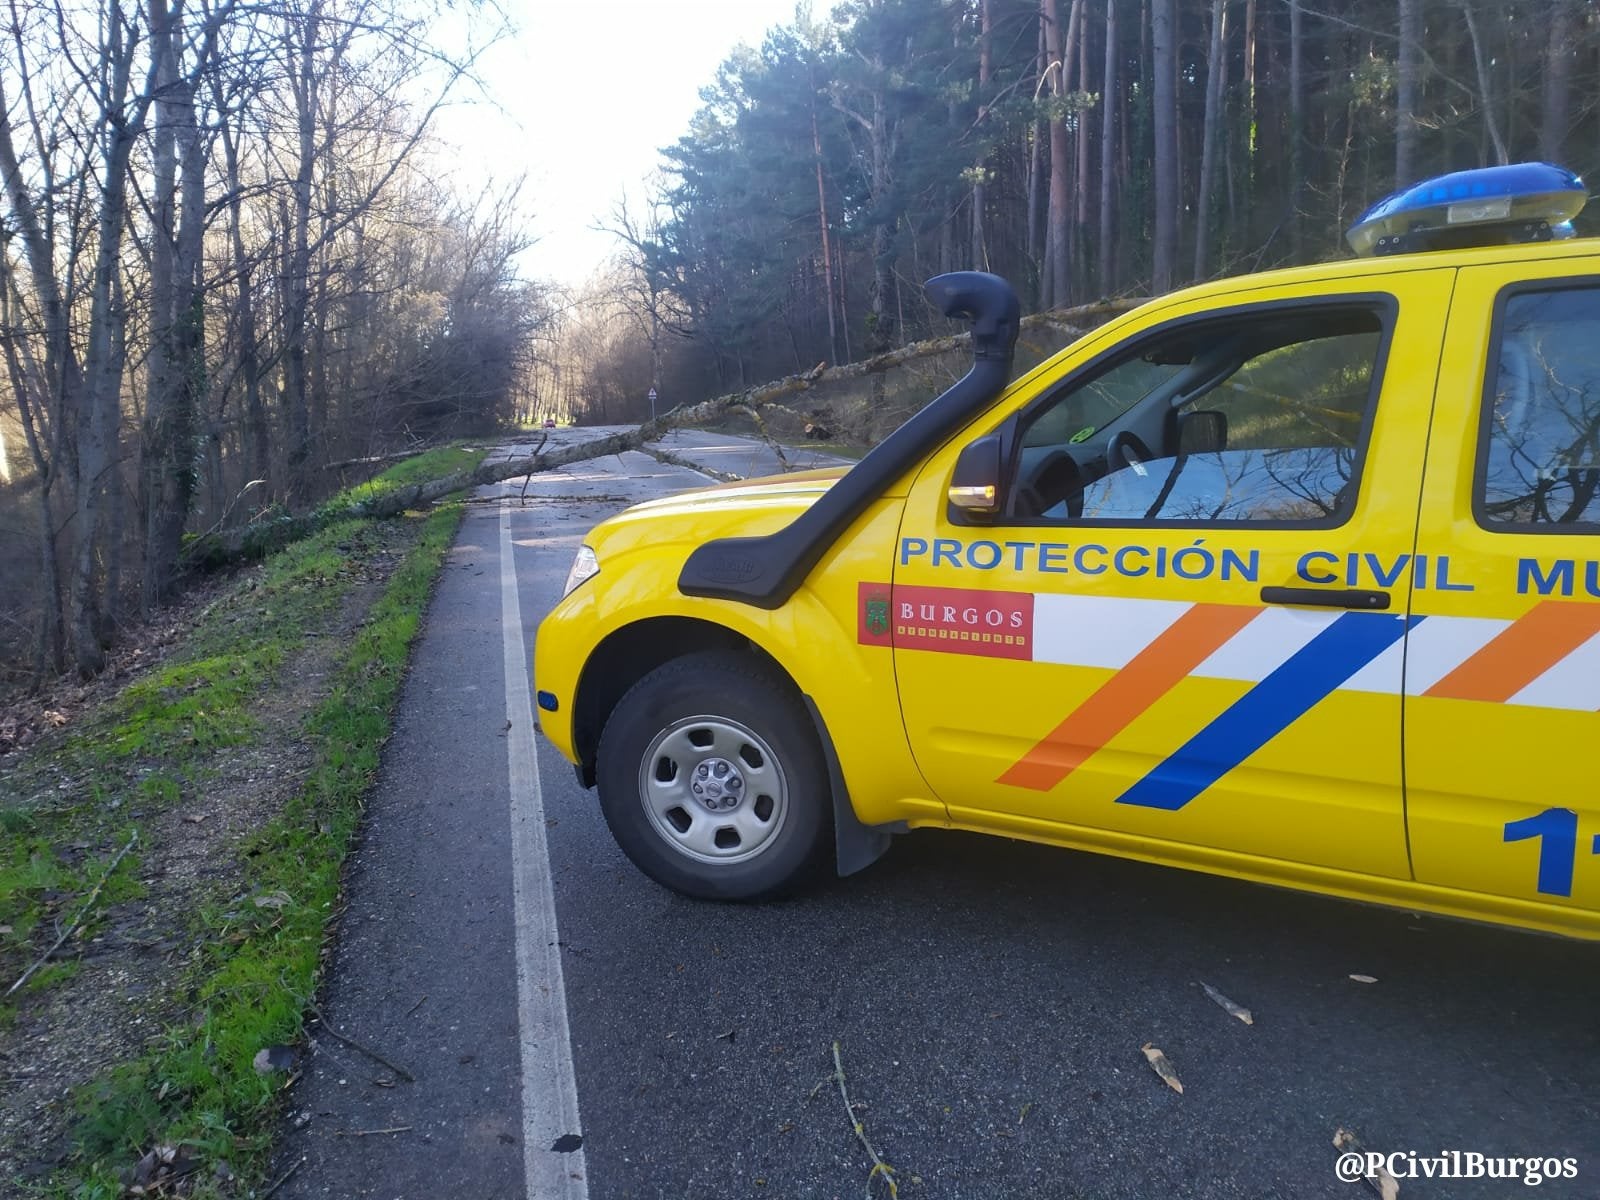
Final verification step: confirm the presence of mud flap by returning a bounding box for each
[802,695,898,877]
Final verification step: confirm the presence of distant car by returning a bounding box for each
[536,162,1600,939]
[543,418,557,429]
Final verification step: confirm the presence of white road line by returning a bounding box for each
[500,494,590,1200]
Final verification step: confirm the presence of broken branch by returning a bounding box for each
[307,1002,416,1082]
[829,1040,899,1198]
[6,832,138,999]
[261,1157,305,1198]
[334,1125,413,1137]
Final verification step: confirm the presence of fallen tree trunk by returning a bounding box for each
[186,297,1140,566]
[182,366,830,563]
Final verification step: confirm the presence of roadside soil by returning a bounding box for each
[0,521,416,1187]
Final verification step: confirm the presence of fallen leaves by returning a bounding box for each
[1140,1043,1184,1094]
[1199,980,1254,1025]
[1334,1127,1401,1199]
[123,1143,201,1195]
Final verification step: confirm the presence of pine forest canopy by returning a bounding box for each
[548,0,1597,429]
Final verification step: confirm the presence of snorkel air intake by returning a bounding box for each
[677,271,1021,608]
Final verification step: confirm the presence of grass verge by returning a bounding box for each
[0,445,481,1195]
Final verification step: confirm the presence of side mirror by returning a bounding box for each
[1177,409,1228,455]
[948,434,1003,516]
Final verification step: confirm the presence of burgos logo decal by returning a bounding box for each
[860,590,891,639]
[857,583,1033,660]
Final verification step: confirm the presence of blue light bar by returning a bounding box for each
[1346,163,1588,257]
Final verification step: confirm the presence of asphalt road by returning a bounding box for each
[275,432,1600,1200]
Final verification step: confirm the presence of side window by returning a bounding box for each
[1009,307,1386,526]
[1478,286,1600,531]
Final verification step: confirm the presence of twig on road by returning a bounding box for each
[819,1040,899,1198]
[334,1125,414,1138]
[261,1156,305,1198]
[307,1002,416,1082]
[6,832,138,998]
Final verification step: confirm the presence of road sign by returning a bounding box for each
[648,386,658,419]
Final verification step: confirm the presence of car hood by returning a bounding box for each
[581,466,852,562]
[623,466,850,518]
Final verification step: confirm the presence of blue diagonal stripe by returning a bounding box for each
[1115,612,1415,812]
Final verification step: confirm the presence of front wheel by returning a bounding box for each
[595,651,831,900]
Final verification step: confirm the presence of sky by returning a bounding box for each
[430,0,803,288]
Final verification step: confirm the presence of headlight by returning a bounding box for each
[563,545,599,597]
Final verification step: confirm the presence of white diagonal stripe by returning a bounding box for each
[1032,594,1193,668]
[1395,614,1514,695]
[1192,606,1336,682]
[1509,629,1600,710]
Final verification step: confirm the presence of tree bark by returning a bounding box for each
[866,85,897,353]
[282,0,323,499]
[1540,1,1574,164]
[1098,0,1118,295]
[1073,2,1090,252]
[140,0,199,610]
[1395,0,1421,185]
[1460,2,1508,166]
[1288,0,1304,260]
[1043,0,1080,308]
[1151,0,1177,292]
[970,0,992,270]
[70,4,152,676]
[811,84,842,365]
[1192,0,1227,280]
[0,272,65,675]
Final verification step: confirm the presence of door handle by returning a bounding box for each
[1259,586,1391,611]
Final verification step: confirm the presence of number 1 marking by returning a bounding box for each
[1502,807,1579,897]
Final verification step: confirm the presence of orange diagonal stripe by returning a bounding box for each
[1426,600,1600,703]
[997,603,1259,793]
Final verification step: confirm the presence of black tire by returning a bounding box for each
[595,651,832,900]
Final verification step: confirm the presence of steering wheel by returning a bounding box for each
[1015,449,1084,519]
[1106,430,1155,476]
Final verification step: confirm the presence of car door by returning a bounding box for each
[1405,260,1600,927]
[891,271,1454,879]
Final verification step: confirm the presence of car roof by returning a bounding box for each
[1172,234,1600,306]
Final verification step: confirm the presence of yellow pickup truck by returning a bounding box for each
[535,163,1600,939]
